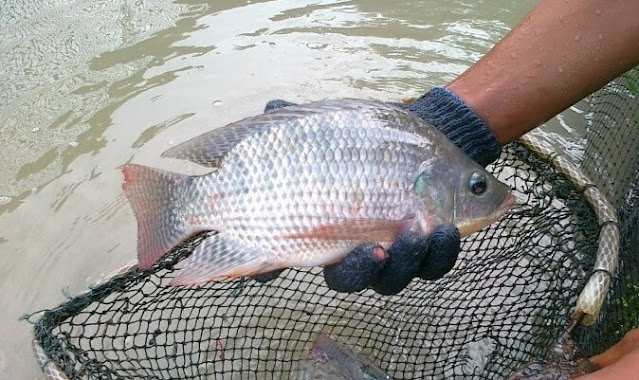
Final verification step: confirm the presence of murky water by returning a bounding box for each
[0,0,587,378]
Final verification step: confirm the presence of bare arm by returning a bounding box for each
[447,0,639,144]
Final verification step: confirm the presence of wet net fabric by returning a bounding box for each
[31,69,639,380]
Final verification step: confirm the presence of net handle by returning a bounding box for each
[520,131,620,326]
[33,339,71,380]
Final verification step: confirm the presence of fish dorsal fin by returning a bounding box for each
[161,118,273,168]
[262,98,406,121]
[162,99,409,168]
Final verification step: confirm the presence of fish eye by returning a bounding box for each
[469,172,487,195]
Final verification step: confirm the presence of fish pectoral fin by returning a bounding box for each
[285,217,414,242]
[170,233,268,286]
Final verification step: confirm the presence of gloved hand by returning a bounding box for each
[252,87,502,295]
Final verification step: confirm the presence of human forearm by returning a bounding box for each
[447,0,639,144]
[575,350,639,380]
[575,329,639,380]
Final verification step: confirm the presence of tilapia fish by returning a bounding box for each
[295,333,392,380]
[121,99,514,285]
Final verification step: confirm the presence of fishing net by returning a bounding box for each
[30,69,639,380]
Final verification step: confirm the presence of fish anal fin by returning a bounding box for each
[170,233,272,286]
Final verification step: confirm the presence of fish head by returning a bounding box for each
[450,156,515,236]
[413,156,514,238]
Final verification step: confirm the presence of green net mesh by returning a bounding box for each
[30,69,639,380]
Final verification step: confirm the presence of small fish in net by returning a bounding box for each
[294,332,392,380]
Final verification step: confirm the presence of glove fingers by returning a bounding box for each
[264,99,297,112]
[419,224,460,280]
[323,243,386,293]
[370,231,430,296]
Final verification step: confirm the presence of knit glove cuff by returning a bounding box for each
[404,87,502,167]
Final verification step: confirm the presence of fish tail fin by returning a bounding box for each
[121,163,198,269]
[171,233,271,286]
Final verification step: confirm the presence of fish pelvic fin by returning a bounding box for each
[171,233,270,286]
[121,164,199,270]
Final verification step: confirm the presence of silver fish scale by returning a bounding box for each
[195,104,436,266]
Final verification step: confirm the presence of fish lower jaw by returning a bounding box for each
[456,217,497,237]
[456,195,515,237]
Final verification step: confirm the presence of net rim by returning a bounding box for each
[520,131,620,326]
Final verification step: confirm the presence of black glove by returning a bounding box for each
[323,227,461,295]
[252,87,501,295]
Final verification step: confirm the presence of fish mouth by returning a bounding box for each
[497,193,517,216]
[457,193,516,237]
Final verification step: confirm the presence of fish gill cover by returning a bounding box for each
[28,70,639,379]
